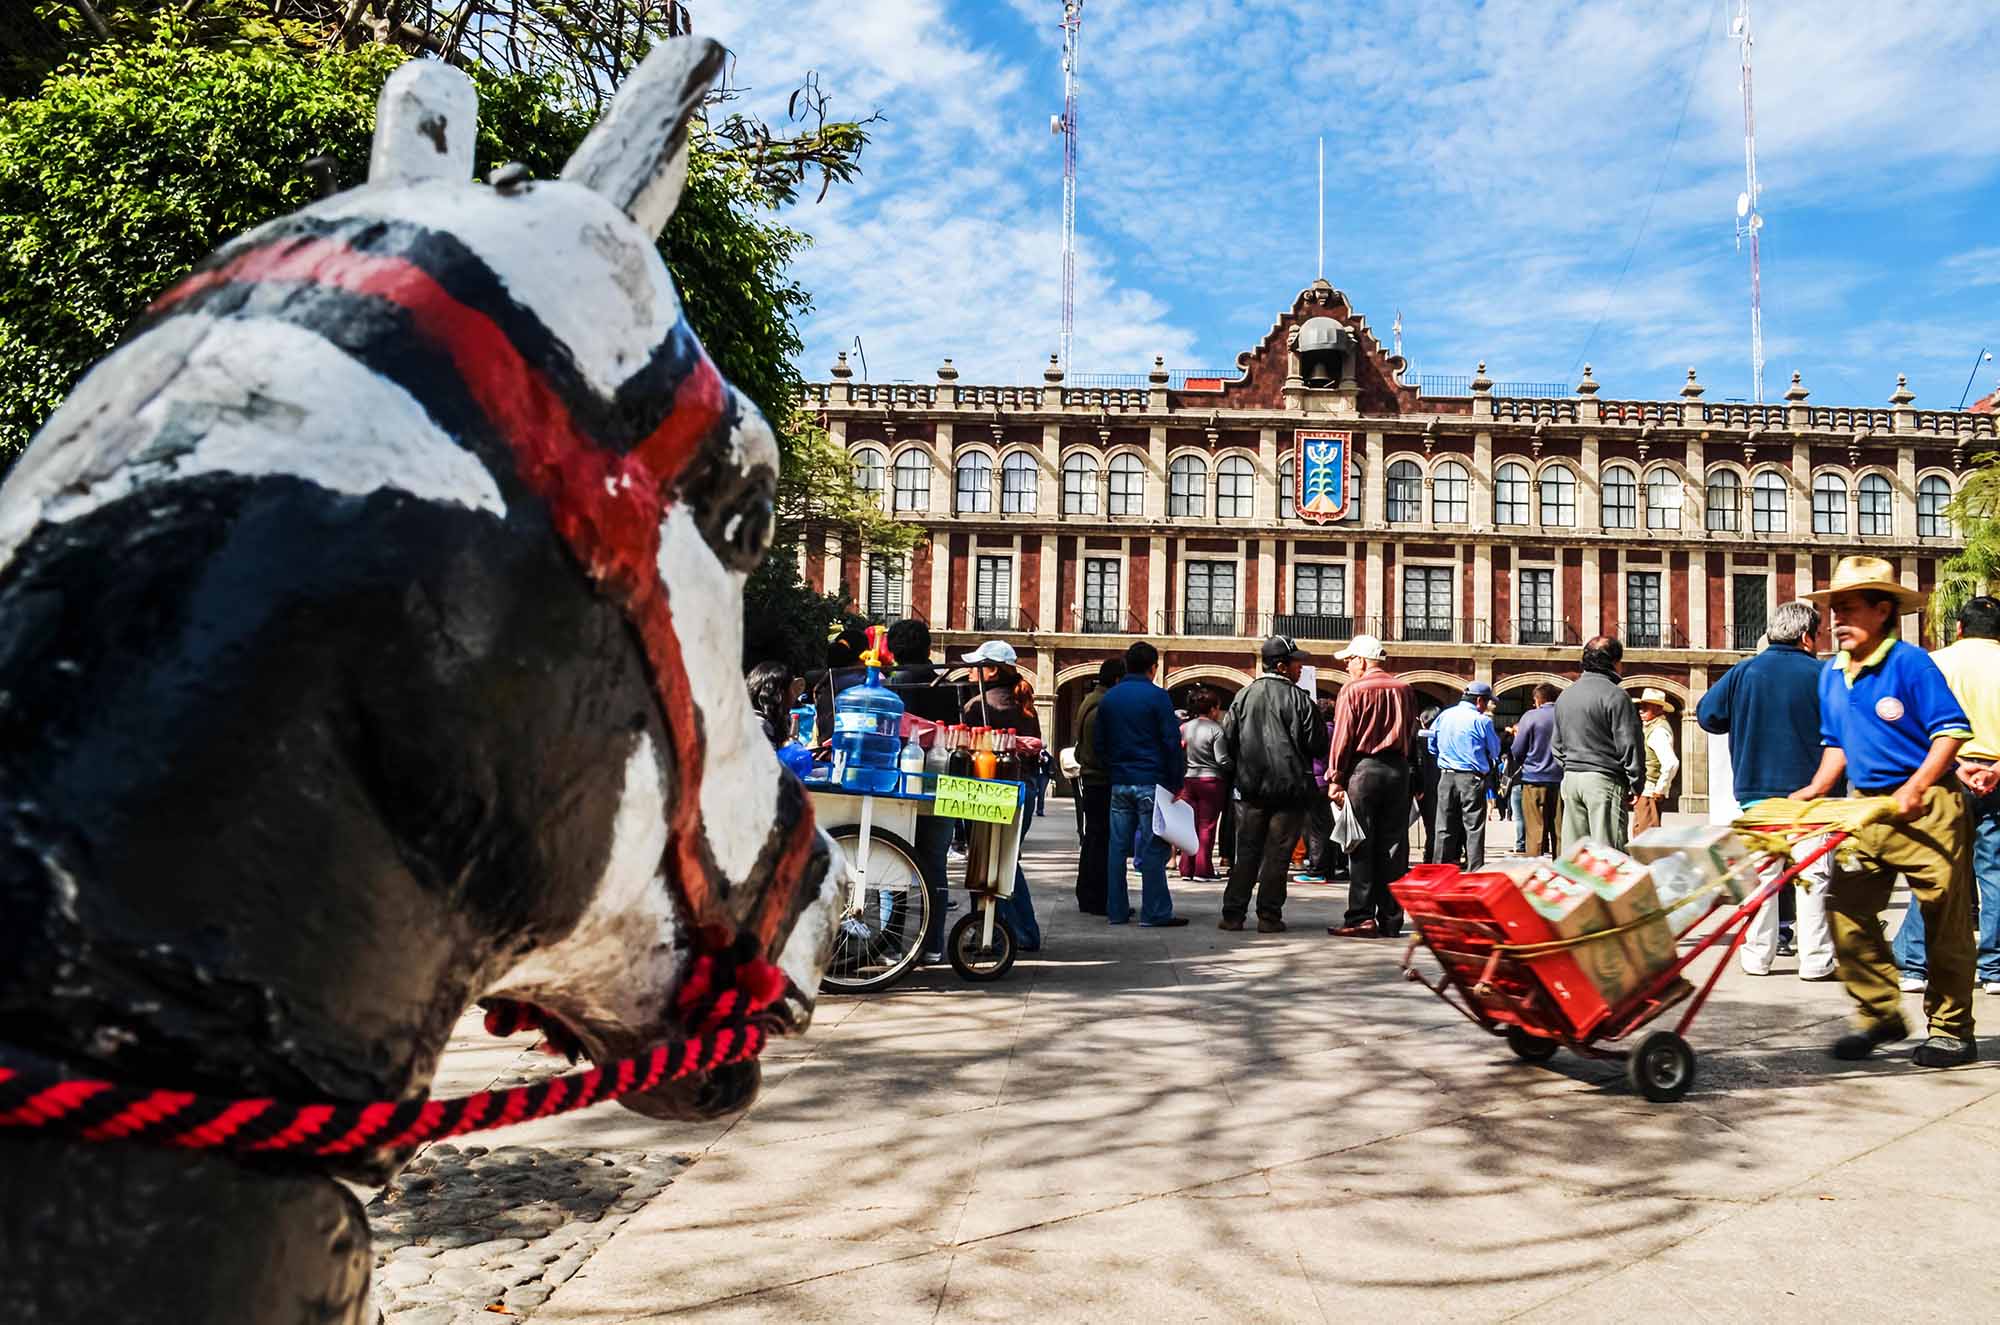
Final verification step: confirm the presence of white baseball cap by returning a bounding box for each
[960,640,1018,666]
[1334,634,1387,662]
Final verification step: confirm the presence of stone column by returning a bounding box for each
[1472,430,1494,531]
[933,422,955,520]
[1688,549,1708,650]
[1255,538,1277,628]
[1683,663,1710,815]
[1580,435,1602,527]
[1364,539,1385,630]
[1582,546,1602,638]
[1258,426,1281,520]
[1791,439,1812,534]
[1039,532,1060,634]
[1146,424,1169,520]
[1148,534,1168,630]
[930,530,950,624]
[1040,422,1061,518]
[1365,431,1387,527]
[1473,543,1493,638]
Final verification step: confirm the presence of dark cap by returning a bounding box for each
[1463,680,1495,700]
[1261,634,1309,666]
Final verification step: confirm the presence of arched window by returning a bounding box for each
[852,446,886,511]
[1217,455,1254,519]
[1858,473,1892,537]
[1705,469,1741,532]
[1919,474,1954,538]
[1386,459,1422,523]
[1494,462,1529,525]
[1812,473,1848,535]
[1602,465,1637,530]
[1279,455,1296,520]
[1001,451,1037,514]
[1062,452,1099,515]
[1752,470,1787,533]
[1539,465,1576,527]
[1341,461,1364,523]
[1432,460,1470,524]
[1169,454,1208,518]
[1107,452,1145,516]
[1645,468,1682,530]
[954,452,993,514]
[893,449,930,513]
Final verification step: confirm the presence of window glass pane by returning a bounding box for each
[1518,568,1555,644]
[866,557,905,620]
[1402,566,1453,641]
[1432,461,1469,524]
[955,453,993,514]
[1342,462,1363,523]
[1001,452,1037,514]
[1858,473,1892,536]
[1732,575,1767,651]
[1752,470,1787,533]
[1108,453,1145,515]
[1279,457,1296,520]
[894,450,930,512]
[1062,452,1099,515]
[853,447,886,510]
[1645,469,1682,530]
[1291,563,1348,629]
[1387,459,1422,523]
[974,556,1012,629]
[1539,466,1576,527]
[1602,466,1636,529]
[1083,558,1121,631]
[1812,473,1847,535]
[1919,475,1953,537]
[1705,470,1741,532]
[1183,560,1236,634]
[1169,455,1208,517]
[1494,463,1529,525]
[1217,456,1254,518]
[1625,572,1662,647]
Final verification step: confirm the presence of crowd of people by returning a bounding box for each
[745,554,1998,1069]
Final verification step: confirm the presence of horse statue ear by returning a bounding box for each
[561,36,727,240]
[369,60,479,184]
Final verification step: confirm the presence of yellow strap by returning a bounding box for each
[1488,878,1729,958]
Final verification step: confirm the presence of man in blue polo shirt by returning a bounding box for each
[1792,557,1977,1067]
[1429,680,1501,871]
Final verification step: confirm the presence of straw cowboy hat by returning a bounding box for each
[1803,554,1926,615]
[1635,687,1677,712]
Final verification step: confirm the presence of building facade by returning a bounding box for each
[807,280,1994,812]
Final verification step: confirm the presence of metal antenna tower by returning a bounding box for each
[1052,1,1083,371]
[1731,0,1765,403]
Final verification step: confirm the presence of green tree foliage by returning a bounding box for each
[1931,463,2000,644]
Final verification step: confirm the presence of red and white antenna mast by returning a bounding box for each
[1732,0,1765,403]
[1051,1,1083,371]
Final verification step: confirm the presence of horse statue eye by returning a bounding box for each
[731,492,774,566]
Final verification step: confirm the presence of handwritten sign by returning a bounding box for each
[931,775,1019,825]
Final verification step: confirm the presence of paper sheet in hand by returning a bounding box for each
[1152,786,1199,853]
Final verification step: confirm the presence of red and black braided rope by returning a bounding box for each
[0,945,794,1159]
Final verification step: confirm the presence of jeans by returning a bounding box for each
[1179,776,1226,878]
[1224,802,1303,921]
[1436,769,1489,872]
[1301,793,1333,875]
[1893,787,2000,981]
[1108,782,1176,924]
[1000,807,1041,950]
[1511,782,1526,852]
[1076,781,1112,913]
[1343,754,1411,932]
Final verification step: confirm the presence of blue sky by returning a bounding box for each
[700,1,2000,407]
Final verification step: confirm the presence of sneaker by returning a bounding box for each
[1293,873,1328,885]
[1801,970,1838,983]
[1899,974,1928,992]
[1257,917,1288,934]
[1218,916,1245,932]
[1984,981,2000,995]
[1830,1016,1909,1061]
[1911,1035,1979,1068]
[1327,920,1380,938]
[921,950,945,965]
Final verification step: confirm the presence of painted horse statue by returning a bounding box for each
[0,36,835,1322]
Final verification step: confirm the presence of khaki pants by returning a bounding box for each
[1631,794,1663,837]
[1826,786,1976,1040]
[1558,771,1627,854]
[1521,783,1562,857]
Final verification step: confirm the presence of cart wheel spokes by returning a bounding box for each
[947,909,1016,983]
[1505,1026,1561,1063]
[821,824,930,995]
[1627,1029,1696,1102]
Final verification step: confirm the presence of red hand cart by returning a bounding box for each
[1395,833,1845,1102]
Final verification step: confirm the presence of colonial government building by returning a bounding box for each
[806,280,1994,813]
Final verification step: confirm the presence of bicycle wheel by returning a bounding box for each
[821,824,931,994]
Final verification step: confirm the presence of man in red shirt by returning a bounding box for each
[1325,635,1421,938]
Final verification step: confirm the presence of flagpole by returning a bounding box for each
[1316,137,1324,279]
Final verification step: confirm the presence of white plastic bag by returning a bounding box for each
[1152,785,1199,854]
[1330,796,1366,851]
[1058,746,1081,779]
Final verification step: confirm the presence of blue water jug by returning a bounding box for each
[831,664,904,794]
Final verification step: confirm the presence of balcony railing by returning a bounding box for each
[1732,623,1765,651]
[1502,620,1583,648]
[1272,612,1357,642]
[1618,621,1690,650]
[1391,618,1490,645]
[973,611,1017,633]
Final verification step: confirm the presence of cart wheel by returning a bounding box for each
[820,824,930,995]
[1626,1029,1696,1103]
[1505,1027,1561,1063]
[947,909,1017,983]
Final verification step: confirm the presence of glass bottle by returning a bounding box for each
[972,727,998,780]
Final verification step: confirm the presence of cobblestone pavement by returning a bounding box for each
[368,1142,690,1322]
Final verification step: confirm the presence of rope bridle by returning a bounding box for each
[0,938,796,1160]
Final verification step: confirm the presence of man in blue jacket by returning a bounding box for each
[1095,640,1190,927]
[1696,600,1835,980]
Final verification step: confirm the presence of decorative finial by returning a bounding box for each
[1890,373,1915,406]
[1784,371,1808,403]
[1679,367,1704,399]
[1470,361,1493,393]
[936,357,959,382]
[1044,353,1064,385]
[831,350,852,380]
[1148,355,1170,386]
[1575,364,1600,397]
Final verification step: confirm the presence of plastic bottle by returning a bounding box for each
[923,726,950,794]
[972,727,998,780]
[947,725,973,778]
[830,628,905,794]
[993,730,1020,784]
[899,733,926,796]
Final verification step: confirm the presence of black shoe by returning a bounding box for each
[1218,916,1245,931]
[1257,917,1287,933]
[1911,1035,1979,1067]
[1831,1017,1909,1060]
[1140,916,1191,928]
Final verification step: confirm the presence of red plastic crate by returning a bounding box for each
[1409,870,1614,1039]
[1388,864,1461,914]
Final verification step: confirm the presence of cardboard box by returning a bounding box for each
[1516,866,1641,1008]
[1630,825,1752,900]
[1554,844,1677,983]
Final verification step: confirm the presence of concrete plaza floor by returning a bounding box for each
[439,807,2000,1323]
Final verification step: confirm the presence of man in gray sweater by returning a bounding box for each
[1554,635,1646,852]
